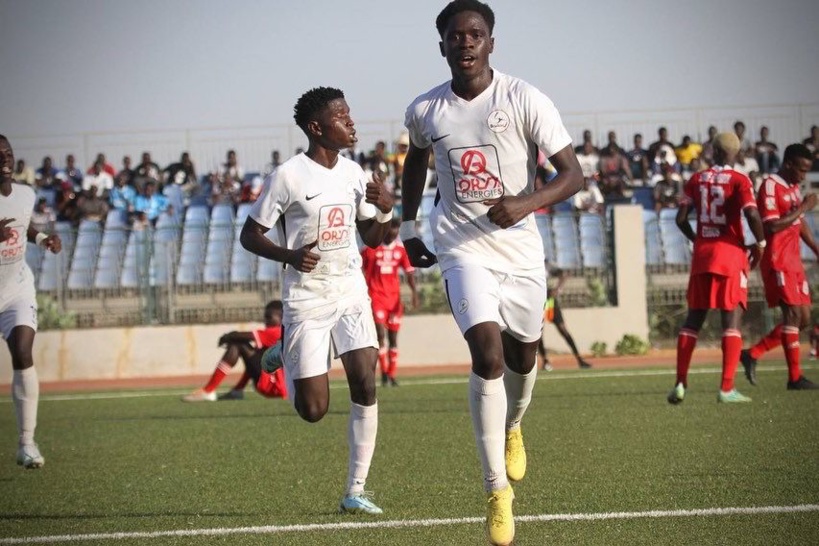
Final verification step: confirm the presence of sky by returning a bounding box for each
[1,0,818,139]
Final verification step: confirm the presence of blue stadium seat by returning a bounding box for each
[579,213,606,268]
[552,199,574,213]
[236,203,253,223]
[163,184,186,216]
[230,226,256,282]
[643,210,662,266]
[211,203,235,225]
[67,222,103,289]
[38,249,67,292]
[185,206,210,227]
[93,226,128,288]
[256,229,282,283]
[105,209,128,228]
[151,224,180,287]
[120,230,149,288]
[534,213,555,264]
[631,187,655,210]
[659,211,691,265]
[552,213,580,269]
[25,244,45,282]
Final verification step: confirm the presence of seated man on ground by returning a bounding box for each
[183,300,287,402]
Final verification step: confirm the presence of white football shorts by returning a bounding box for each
[0,288,38,340]
[442,263,547,343]
[282,299,378,383]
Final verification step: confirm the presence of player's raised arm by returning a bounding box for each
[240,217,320,273]
[399,141,437,267]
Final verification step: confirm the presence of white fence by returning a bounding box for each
[9,103,819,173]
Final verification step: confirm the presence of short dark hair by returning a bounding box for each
[783,143,813,164]
[293,87,345,131]
[436,0,495,37]
[264,300,283,320]
[634,133,642,139]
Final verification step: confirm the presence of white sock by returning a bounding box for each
[12,367,39,446]
[469,373,509,492]
[504,362,537,431]
[346,401,378,495]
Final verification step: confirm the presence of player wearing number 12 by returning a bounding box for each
[668,133,766,405]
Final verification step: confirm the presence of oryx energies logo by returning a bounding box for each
[449,145,504,203]
[317,204,353,251]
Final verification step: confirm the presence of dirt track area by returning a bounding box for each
[27,346,797,394]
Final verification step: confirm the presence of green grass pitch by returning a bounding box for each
[1,362,818,545]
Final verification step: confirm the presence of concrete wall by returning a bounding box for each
[0,206,648,385]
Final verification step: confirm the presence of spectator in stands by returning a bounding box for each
[133,152,162,189]
[134,181,169,225]
[131,210,149,231]
[392,133,410,197]
[598,132,631,199]
[734,148,761,189]
[754,126,780,175]
[35,157,59,189]
[264,150,282,175]
[650,141,679,181]
[87,153,116,177]
[648,127,675,168]
[802,125,819,171]
[700,125,718,167]
[75,185,109,224]
[240,174,264,204]
[576,140,600,182]
[109,171,137,213]
[653,165,680,212]
[674,136,702,170]
[626,133,649,183]
[733,120,753,154]
[12,159,34,186]
[574,129,598,154]
[682,157,706,181]
[117,155,134,187]
[82,161,114,196]
[30,197,56,233]
[55,181,79,222]
[58,154,84,188]
[572,176,604,214]
[220,149,244,186]
[163,152,198,196]
[209,171,241,206]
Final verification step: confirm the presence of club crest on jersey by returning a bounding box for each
[457,298,469,315]
[487,110,510,133]
[449,145,504,203]
[317,204,353,251]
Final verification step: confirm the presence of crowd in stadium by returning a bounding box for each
[10,122,819,231]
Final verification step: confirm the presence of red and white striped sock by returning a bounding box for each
[203,361,232,393]
[749,325,782,360]
[782,326,802,383]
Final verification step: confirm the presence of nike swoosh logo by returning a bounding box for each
[431,134,450,143]
[305,193,321,201]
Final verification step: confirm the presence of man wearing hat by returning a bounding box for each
[667,132,767,404]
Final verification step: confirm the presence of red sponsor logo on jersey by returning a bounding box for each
[318,205,352,251]
[455,149,503,202]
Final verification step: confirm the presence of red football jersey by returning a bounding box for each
[253,325,282,349]
[758,174,803,273]
[361,241,414,301]
[681,166,756,275]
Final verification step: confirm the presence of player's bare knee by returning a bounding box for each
[350,383,377,406]
[296,400,328,423]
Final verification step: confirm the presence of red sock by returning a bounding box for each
[721,329,742,392]
[232,371,251,391]
[676,328,698,387]
[749,325,782,359]
[388,348,399,379]
[203,361,232,393]
[378,349,388,375]
[782,326,802,382]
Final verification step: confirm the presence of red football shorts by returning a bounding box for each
[762,267,811,308]
[687,270,747,311]
[256,368,287,399]
[371,296,403,332]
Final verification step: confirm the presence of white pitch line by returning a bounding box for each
[1,504,816,544]
[0,363,812,403]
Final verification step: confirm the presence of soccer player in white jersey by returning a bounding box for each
[0,135,62,469]
[399,2,583,544]
[240,87,394,515]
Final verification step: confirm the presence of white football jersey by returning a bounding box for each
[249,153,377,321]
[0,183,36,294]
[404,70,572,273]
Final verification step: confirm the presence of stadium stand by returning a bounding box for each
[66,221,103,290]
[579,213,606,268]
[552,212,581,269]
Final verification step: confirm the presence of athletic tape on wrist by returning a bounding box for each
[375,209,393,223]
[399,221,419,241]
[35,232,48,246]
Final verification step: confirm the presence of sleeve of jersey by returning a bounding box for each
[254,327,281,349]
[404,102,431,149]
[736,174,757,210]
[524,86,572,158]
[249,171,289,229]
[354,166,378,220]
[758,179,780,221]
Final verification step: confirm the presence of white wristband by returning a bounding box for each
[375,208,393,223]
[399,220,419,241]
[35,232,48,246]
